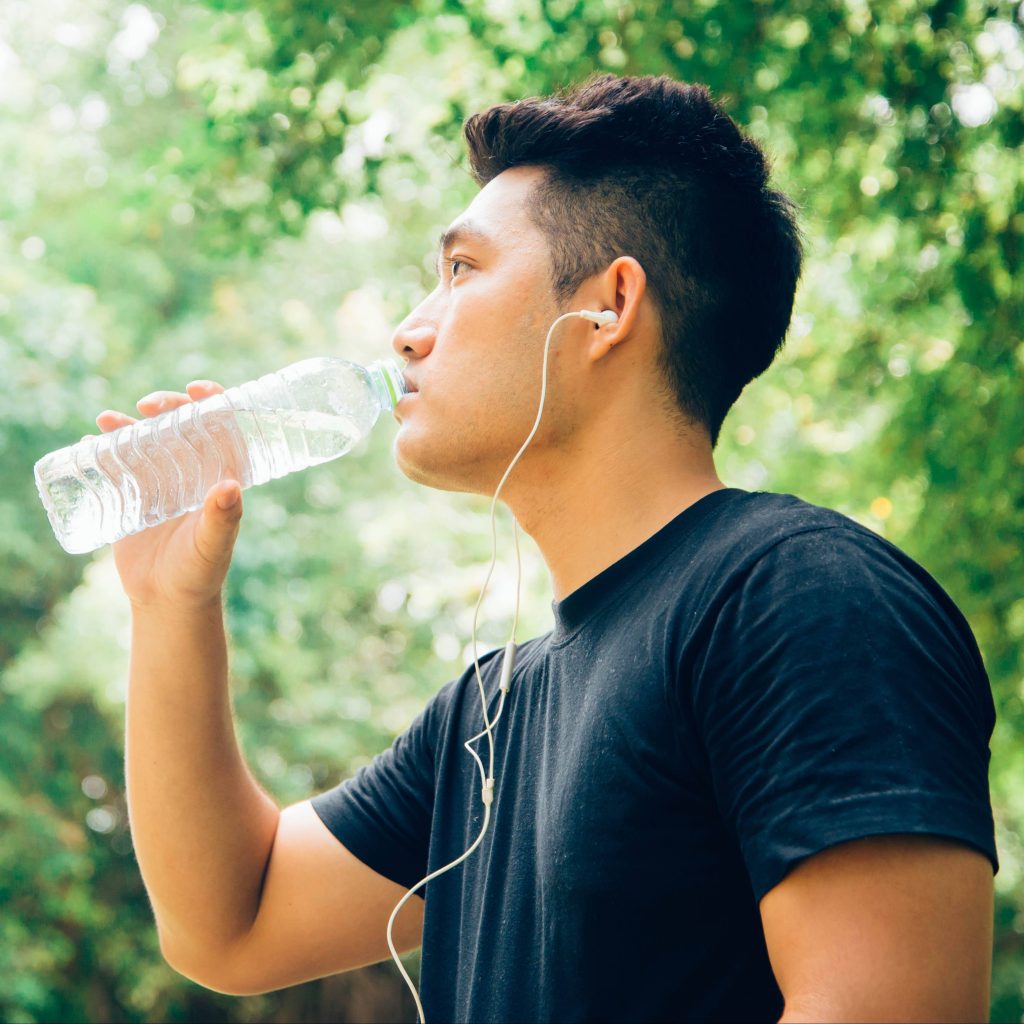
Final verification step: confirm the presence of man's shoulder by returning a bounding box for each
[667,488,887,588]
[723,490,945,585]
[699,490,984,669]
[713,489,876,546]
[652,488,973,638]
[698,489,921,579]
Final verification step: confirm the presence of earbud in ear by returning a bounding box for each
[578,309,618,327]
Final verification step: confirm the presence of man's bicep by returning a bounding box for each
[197,800,424,996]
[760,833,993,1023]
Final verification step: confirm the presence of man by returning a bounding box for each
[100,75,997,1022]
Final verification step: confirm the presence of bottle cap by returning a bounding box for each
[367,359,409,411]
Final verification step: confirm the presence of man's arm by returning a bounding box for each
[760,833,993,1023]
[102,385,423,993]
[127,599,281,960]
[170,800,424,995]
[130,602,424,995]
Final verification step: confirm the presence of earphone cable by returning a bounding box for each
[386,311,585,1023]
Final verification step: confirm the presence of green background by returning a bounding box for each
[1,0,1021,1020]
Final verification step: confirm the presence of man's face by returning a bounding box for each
[390,165,577,496]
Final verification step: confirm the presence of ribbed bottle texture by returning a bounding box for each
[35,357,407,554]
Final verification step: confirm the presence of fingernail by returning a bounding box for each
[189,380,214,390]
[216,485,239,510]
[138,392,161,406]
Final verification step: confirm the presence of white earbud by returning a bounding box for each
[577,309,619,326]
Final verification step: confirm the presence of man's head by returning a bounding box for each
[391,74,803,498]
[462,74,804,448]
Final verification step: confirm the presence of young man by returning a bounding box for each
[100,76,997,1022]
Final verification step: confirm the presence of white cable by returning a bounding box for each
[386,311,588,1023]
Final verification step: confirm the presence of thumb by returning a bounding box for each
[194,480,243,566]
[213,479,242,514]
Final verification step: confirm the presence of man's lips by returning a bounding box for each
[394,386,418,417]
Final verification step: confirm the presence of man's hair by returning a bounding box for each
[463,74,804,447]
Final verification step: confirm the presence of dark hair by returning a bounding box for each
[463,74,804,447]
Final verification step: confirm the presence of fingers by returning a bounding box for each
[136,390,192,417]
[96,380,225,436]
[133,381,224,416]
[96,410,137,433]
[186,379,225,401]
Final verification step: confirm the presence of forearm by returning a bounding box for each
[125,600,280,959]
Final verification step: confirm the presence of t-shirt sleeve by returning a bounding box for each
[310,678,458,892]
[691,525,998,903]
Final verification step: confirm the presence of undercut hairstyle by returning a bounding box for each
[463,74,804,447]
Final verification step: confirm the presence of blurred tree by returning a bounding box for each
[1,0,1020,1020]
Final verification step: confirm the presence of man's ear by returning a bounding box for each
[580,256,646,363]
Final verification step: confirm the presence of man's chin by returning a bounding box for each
[392,435,490,497]
[393,436,460,493]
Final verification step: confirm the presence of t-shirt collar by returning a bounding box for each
[550,487,745,642]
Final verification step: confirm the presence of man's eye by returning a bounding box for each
[449,259,467,280]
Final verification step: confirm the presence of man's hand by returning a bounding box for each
[96,380,242,609]
[760,833,993,1023]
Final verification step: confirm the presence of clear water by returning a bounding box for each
[36,403,362,554]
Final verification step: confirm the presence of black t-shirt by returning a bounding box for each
[311,488,998,1023]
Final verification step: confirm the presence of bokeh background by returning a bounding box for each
[1,0,1021,1020]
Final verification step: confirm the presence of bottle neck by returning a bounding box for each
[367,359,408,411]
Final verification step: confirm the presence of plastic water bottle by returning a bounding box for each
[34,356,408,554]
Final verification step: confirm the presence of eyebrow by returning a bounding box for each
[436,220,494,269]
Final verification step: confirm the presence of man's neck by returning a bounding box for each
[503,416,726,602]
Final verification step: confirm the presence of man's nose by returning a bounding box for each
[391,313,437,360]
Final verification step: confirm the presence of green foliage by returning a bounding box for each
[1,0,1021,1019]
